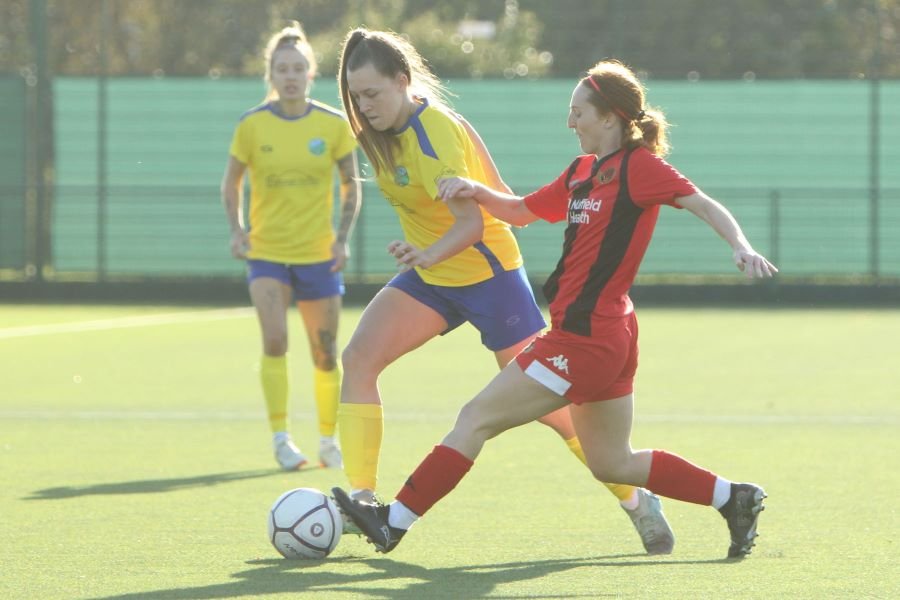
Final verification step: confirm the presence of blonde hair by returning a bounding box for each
[263,21,317,102]
[338,27,452,175]
[582,60,670,157]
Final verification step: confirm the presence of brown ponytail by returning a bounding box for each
[582,61,670,157]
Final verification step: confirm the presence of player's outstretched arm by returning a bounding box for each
[676,191,778,278]
[437,177,539,227]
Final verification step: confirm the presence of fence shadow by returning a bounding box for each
[24,468,283,500]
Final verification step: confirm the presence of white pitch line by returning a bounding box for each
[0,409,264,421]
[638,414,898,426]
[0,409,895,426]
[0,307,256,339]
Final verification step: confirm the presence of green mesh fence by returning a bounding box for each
[16,78,900,280]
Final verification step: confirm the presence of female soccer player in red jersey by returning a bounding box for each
[334,29,674,554]
[333,59,776,559]
[221,23,360,471]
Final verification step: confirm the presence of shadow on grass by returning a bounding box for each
[87,553,737,600]
[23,469,285,500]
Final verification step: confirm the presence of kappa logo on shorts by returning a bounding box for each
[548,354,569,374]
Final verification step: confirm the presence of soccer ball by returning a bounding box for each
[268,487,342,559]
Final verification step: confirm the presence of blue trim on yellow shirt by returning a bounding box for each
[238,103,270,122]
[410,118,438,160]
[241,101,346,123]
[267,102,314,121]
[393,100,438,160]
[473,242,504,276]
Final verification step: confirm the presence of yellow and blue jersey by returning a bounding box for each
[376,99,523,286]
[229,100,356,264]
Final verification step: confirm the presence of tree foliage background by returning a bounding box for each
[1,0,898,80]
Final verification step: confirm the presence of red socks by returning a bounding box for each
[395,446,717,514]
[645,449,717,505]
[396,445,474,516]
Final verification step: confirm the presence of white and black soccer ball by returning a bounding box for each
[268,487,342,559]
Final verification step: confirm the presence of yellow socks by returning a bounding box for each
[565,436,638,504]
[314,366,341,437]
[338,403,383,491]
[260,355,289,432]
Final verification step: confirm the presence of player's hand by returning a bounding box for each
[230,230,249,260]
[437,177,481,202]
[733,247,778,278]
[331,241,349,272]
[387,240,433,272]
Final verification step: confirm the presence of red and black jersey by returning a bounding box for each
[523,146,698,336]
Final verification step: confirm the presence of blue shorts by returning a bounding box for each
[247,259,344,301]
[387,266,546,351]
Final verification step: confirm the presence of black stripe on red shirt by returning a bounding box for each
[561,149,643,336]
[542,156,604,304]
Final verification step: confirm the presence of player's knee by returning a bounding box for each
[341,341,378,377]
[340,343,361,371]
[455,403,502,444]
[263,335,288,356]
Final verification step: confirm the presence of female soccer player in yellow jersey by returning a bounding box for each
[220,22,361,471]
[334,27,674,554]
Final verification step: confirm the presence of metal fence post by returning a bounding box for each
[97,0,110,280]
[27,0,52,282]
[869,0,882,278]
[769,189,781,268]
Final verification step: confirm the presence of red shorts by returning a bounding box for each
[514,313,639,404]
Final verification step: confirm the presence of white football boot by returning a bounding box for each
[272,432,308,471]
[622,488,676,555]
[318,437,343,468]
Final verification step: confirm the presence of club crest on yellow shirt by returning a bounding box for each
[394,166,410,186]
[308,138,326,156]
